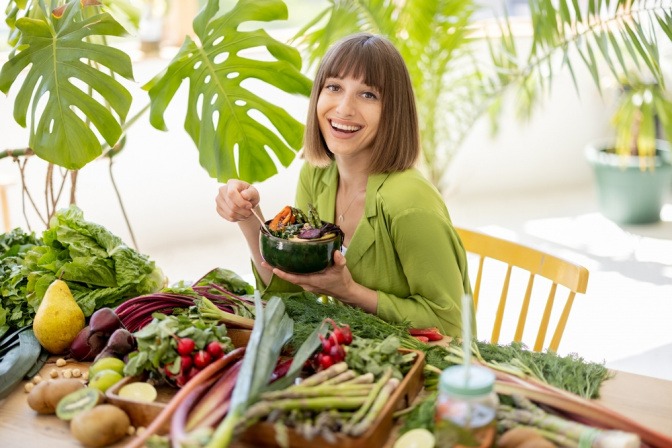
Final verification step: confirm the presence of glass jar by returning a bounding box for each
[434,365,498,447]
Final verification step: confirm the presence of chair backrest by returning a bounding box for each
[455,227,589,352]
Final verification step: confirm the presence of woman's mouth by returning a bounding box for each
[330,120,361,133]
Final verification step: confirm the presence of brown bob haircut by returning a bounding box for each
[303,33,420,172]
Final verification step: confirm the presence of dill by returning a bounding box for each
[278,293,611,399]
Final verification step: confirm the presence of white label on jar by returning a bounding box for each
[440,401,496,428]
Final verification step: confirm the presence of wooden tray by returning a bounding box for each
[105,327,251,433]
[107,345,424,447]
[239,349,426,448]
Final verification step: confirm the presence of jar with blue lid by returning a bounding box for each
[434,365,498,447]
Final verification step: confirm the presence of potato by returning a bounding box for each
[498,427,545,448]
[70,404,130,447]
[26,378,86,414]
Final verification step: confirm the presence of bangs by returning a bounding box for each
[319,38,387,93]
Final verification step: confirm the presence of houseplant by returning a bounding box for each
[2,0,672,233]
[586,78,672,224]
[0,0,311,230]
[292,1,672,194]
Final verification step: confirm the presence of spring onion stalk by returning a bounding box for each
[196,297,255,329]
[205,292,293,448]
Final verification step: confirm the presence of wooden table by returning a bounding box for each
[1,360,671,448]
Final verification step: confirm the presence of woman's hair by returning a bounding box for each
[303,33,420,172]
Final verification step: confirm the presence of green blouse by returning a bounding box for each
[294,162,474,338]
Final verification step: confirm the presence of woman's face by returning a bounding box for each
[316,75,381,161]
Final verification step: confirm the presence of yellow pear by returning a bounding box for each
[33,279,85,354]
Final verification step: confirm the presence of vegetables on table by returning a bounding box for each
[96,328,136,361]
[88,307,123,335]
[0,228,41,338]
[205,294,294,447]
[26,378,86,414]
[313,318,352,371]
[69,325,108,362]
[498,394,641,448]
[23,205,166,317]
[114,285,255,334]
[280,292,611,398]
[0,328,42,399]
[345,335,416,381]
[196,296,255,329]
[125,346,246,448]
[409,327,443,341]
[123,314,234,387]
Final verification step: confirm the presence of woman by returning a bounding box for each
[215,33,473,337]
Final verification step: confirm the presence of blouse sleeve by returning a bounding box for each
[375,208,473,338]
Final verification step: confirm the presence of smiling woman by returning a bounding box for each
[215,33,475,338]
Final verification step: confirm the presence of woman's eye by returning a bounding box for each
[325,84,340,92]
[363,91,378,100]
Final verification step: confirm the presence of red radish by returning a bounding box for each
[177,338,196,356]
[181,355,193,372]
[318,353,334,370]
[126,346,245,448]
[193,350,212,369]
[319,334,332,352]
[187,366,201,380]
[206,340,224,359]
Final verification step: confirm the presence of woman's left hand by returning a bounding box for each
[263,251,353,297]
[263,251,377,313]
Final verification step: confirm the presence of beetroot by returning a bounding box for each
[106,328,136,355]
[89,307,123,335]
[69,326,107,361]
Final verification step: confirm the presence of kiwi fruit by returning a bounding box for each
[55,387,105,421]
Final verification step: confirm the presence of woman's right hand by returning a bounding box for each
[215,180,260,223]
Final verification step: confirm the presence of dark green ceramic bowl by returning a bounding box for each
[260,224,343,274]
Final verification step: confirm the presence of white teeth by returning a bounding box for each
[331,121,361,132]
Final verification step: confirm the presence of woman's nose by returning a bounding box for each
[335,94,355,117]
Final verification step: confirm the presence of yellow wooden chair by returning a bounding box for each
[455,227,589,352]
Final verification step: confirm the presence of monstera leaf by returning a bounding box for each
[144,0,312,183]
[0,0,133,170]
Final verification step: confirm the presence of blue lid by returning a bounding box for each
[439,365,495,397]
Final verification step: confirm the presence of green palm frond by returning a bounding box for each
[293,0,480,187]
[490,0,672,121]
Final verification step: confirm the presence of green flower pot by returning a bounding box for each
[586,139,672,224]
[259,226,343,274]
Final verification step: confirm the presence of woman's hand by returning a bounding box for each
[263,251,378,313]
[215,180,260,223]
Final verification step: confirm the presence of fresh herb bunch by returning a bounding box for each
[280,293,424,351]
[345,335,416,380]
[280,293,610,399]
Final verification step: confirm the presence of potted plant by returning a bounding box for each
[585,77,672,224]
[0,0,311,231]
